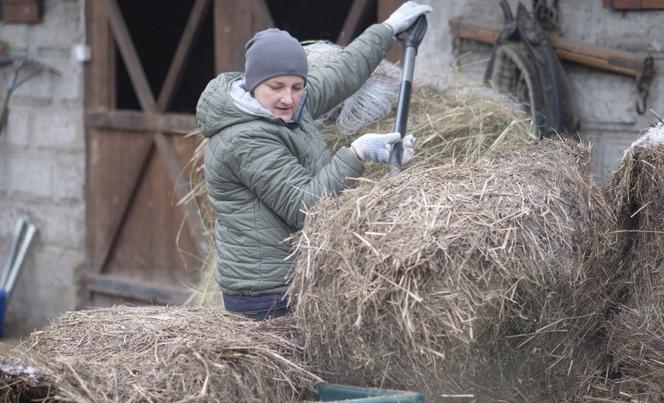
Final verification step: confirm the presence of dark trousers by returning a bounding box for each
[222,293,290,321]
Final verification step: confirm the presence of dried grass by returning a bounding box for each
[0,306,320,402]
[580,128,664,402]
[190,77,536,306]
[180,133,221,307]
[289,139,613,401]
[319,76,535,179]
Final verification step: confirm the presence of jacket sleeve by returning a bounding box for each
[228,130,364,230]
[305,24,394,121]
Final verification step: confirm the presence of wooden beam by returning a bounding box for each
[154,133,209,257]
[252,0,274,30]
[604,0,664,8]
[85,0,115,267]
[449,17,653,78]
[603,0,642,7]
[157,0,211,112]
[337,0,372,46]
[642,0,664,7]
[84,273,191,305]
[91,139,154,276]
[104,0,156,112]
[214,0,253,74]
[86,110,197,133]
[85,0,115,109]
[214,0,230,74]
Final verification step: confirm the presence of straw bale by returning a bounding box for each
[581,124,664,401]
[0,306,319,402]
[319,76,535,179]
[289,139,613,401]
[189,77,535,305]
[0,353,57,402]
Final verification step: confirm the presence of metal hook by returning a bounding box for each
[635,57,654,115]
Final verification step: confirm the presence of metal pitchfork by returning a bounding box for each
[1,216,38,301]
[388,15,428,175]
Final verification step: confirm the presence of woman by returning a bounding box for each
[196,2,432,320]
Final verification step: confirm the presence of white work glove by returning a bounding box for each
[401,134,416,164]
[383,1,433,35]
[351,132,416,164]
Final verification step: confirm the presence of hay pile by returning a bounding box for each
[319,76,535,179]
[0,306,320,402]
[581,124,664,401]
[190,76,536,305]
[289,139,613,401]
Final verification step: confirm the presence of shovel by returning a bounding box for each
[0,216,37,337]
[388,15,428,175]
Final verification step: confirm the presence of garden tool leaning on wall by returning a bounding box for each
[0,56,60,130]
[0,216,37,337]
[389,15,428,174]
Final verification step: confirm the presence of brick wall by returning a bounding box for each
[0,0,85,335]
[416,0,664,184]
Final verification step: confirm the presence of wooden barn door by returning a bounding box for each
[84,0,274,305]
[84,0,391,306]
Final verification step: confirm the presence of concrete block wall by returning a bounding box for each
[416,0,664,185]
[0,0,86,335]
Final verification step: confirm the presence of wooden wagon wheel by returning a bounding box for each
[488,43,547,136]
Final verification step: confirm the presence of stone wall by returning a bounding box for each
[416,0,664,184]
[0,0,85,335]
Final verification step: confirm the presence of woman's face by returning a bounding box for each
[253,75,305,121]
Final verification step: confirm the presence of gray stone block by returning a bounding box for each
[0,202,20,238]
[51,153,85,203]
[4,243,83,336]
[34,204,85,251]
[0,198,85,254]
[0,24,29,51]
[2,106,32,148]
[0,153,7,196]
[7,152,53,199]
[10,63,55,107]
[51,58,83,105]
[27,0,83,50]
[32,108,84,150]
[582,130,641,185]
[563,6,664,53]
[567,67,638,125]
[0,238,7,261]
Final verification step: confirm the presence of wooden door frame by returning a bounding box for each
[83,0,393,304]
[84,0,224,303]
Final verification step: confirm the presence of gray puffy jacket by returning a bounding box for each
[196,24,394,296]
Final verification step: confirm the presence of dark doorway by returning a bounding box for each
[114,0,376,113]
[266,0,376,42]
[115,0,215,113]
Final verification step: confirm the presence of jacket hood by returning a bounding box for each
[196,72,307,138]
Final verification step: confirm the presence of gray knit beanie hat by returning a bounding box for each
[244,28,308,93]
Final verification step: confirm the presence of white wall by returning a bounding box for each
[415,0,664,184]
[0,0,86,335]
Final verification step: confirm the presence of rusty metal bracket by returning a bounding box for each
[636,56,655,115]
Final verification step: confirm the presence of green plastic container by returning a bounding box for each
[316,383,425,402]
